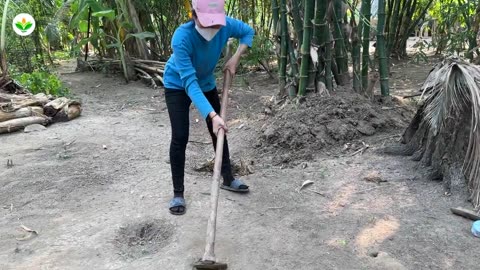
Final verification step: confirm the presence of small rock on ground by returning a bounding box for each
[24,124,47,133]
[357,121,376,136]
[373,252,408,270]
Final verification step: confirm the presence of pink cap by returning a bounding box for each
[192,0,226,27]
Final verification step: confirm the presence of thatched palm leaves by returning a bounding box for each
[388,57,480,208]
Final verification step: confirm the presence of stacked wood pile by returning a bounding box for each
[76,58,166,88]
[0,85,82,134]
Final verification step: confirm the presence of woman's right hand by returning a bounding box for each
[210,113,228,135]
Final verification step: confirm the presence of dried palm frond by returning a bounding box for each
[419,57,480,207]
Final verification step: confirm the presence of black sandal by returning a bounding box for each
[169,197,186,215]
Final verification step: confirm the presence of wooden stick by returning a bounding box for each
[202,70,232,263]
[135,68,158,88]
[402,93,422,99]
[153,74,164,85]
[450,207,480,221]
[132,59,166,65]
[133,63,164,74]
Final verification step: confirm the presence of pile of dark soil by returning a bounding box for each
[255,91,413,165]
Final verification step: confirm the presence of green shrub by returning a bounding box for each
[16,71,70,97]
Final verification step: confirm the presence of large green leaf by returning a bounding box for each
[79,20,88,33]
[92,9,115,20]
[70,0,108,29]
[86,0,107,13]
[70,0,88,28]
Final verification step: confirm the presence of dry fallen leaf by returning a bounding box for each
[299,180,314,192]
[16,224,38,241]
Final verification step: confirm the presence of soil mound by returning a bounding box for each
[255,91,411,165]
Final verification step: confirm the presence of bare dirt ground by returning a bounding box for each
[1,48,479,269]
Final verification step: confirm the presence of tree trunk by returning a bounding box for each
[126,0,150,59]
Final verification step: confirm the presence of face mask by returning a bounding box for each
[195,24,220,41]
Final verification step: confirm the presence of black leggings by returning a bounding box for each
[165,88,235,197]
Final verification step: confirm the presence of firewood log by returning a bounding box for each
[0,116,49,134]
[0,107,44,122]
[44,97,82,122]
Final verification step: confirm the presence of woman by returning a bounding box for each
[163,0,255,215]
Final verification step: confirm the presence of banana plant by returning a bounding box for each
[91,8,154,83]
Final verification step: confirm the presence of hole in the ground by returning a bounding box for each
[114,218,174,259]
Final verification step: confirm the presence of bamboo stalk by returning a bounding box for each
[376,0,389,96]
[361,0,371,91]
[387,0,402,55]
[332,0,347,84]
[319,0,333,90]
[313,0,326,88]
[278,0,289,96]
[290,0,304,48]
[287,35,299,97]
[272,0,280,37]
[352,23,361,93]
[298,0,315,96]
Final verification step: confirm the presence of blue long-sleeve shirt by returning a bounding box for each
[163,17,255,119]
